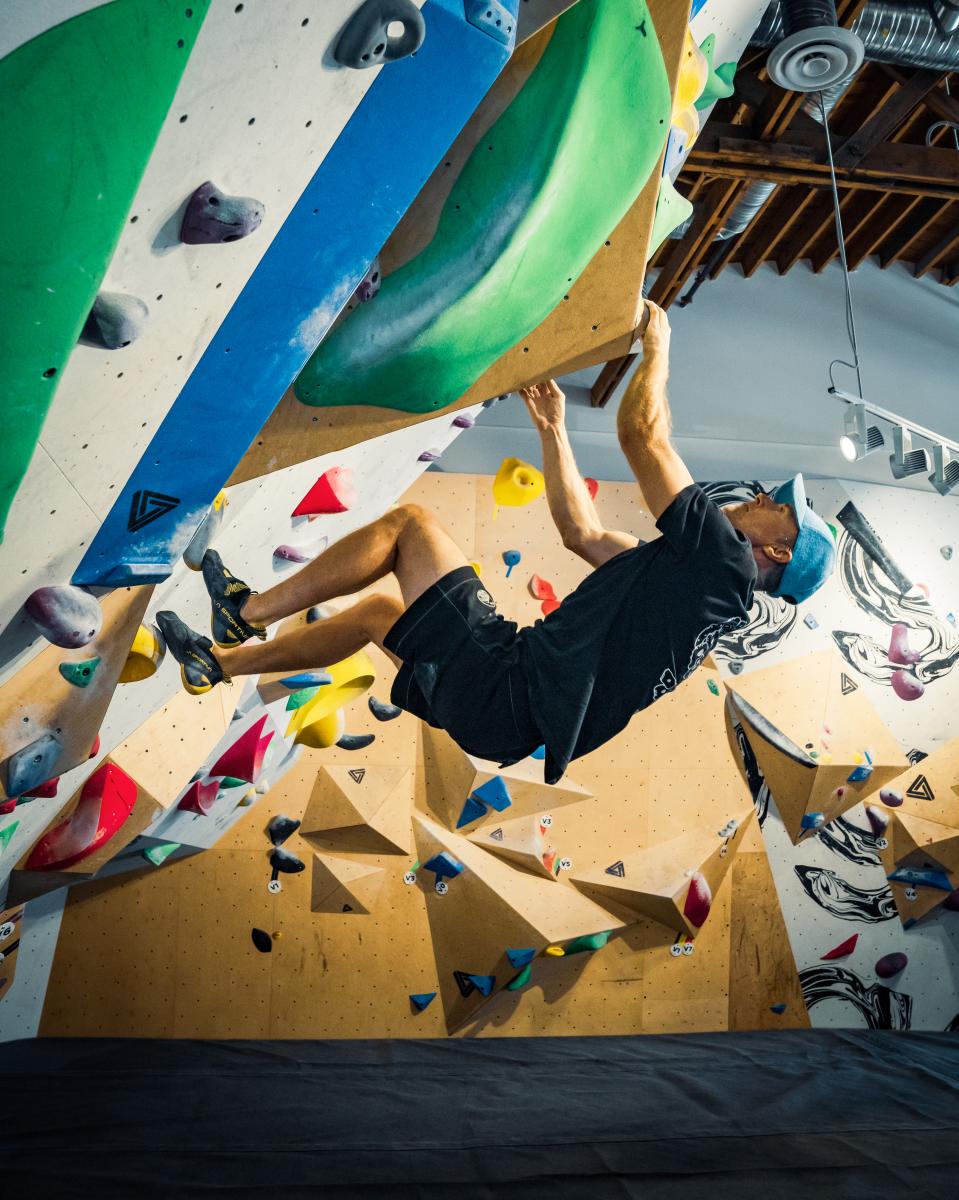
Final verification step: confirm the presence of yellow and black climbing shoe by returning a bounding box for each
[156,611,229,696]
[201,549,267,648]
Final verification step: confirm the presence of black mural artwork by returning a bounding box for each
[817,816,884,868]
[699,480,799,664]
[907,748,929,765]
[799,964,912,1030]
[794,864,898,923]
[832,505,959,689]
[728,711,770,826]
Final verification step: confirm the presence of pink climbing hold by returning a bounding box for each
[25,585,102,648]
[821,933,859,960]
[891,669,924,701]
[864,805,890,836]
[177,778,220,816]
[24,762,137,872]
[0,799,16,816]
[888,623,921,666]
[529,574,557,601]
[22,777,60,800]
[584,477,599,499]
[209,715,273,784]
[682,871,712,928]
[292,467,356,517]
[875,952,908,979]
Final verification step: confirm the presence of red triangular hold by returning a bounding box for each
[821,933,859,961]
[209,715,273,784]
[292,467,356,517]
[24,762,137,871]
[177,778,220,815]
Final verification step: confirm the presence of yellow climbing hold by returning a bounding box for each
[285,647,375,739]
[469,561,482,578]
[674,28,709,112]
[545,945,565,957]
[119,622,166,683]
[493,458,545,511]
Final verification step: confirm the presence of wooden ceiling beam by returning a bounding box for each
[914,205,959,276]
[833,70,947,168]
[737,188,814,277]
[774,192,837,274]
[878,197,943,266]
[881,65,959,130]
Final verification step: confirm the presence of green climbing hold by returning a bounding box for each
[58,657,101,688]
[648,175,693,259]
[564,931,613,955]
[0,820,20,855]
[143,841,181,866]
[694,35,736,110]
[285,686,320,711]
[707,678,720,696]
[218,777,248,789]
[506,963,532,991]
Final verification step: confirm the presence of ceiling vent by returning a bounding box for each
[767,0,865,90]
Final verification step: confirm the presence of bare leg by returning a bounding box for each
[242,503,468,626]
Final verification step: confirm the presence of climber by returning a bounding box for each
[157,300,835,784]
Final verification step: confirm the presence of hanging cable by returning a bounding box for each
[818,88,864,399]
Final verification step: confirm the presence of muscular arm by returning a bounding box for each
[616,302,693,520]
[520,380,638,569]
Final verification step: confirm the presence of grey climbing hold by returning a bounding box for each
[183,495,227,570]
[25,585,102,648]
[80,291,149,350]
[333,0,425,69]
[368,695,402,722]
[7,733,61,798]
[942,545,954,560]
[180,181,264,245]
[337,733,376,750]
[353,257,381,303]
[465,0,516,45]
[267,815,301,846]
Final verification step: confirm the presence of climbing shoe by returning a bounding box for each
[201,549,267,648]
[156,611,229,696]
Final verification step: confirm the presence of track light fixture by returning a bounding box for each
[930,444,959,496]
[839,402,884,463]
[889,426,931,480]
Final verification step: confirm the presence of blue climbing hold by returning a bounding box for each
[472,776,512,812]
[456,795,488,828]
[769,1003,788,1015]
[423,851,464,881]
[531,745,546,760]
[801,812,826,831]
[506,947,537,969]
[888,866,954,892]
[410,992,437,1012]
[280,670,332,689]
[467,973,496,997]
[847,762,874,783]
[502,549,521,577]
[7,733,61,797]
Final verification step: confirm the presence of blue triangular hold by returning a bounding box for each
[456,795,488,828]
[423,851,464,881]
[506,947,536,969]
[467,974,495,997]
[769,1003,788,1015]
[472,775,512,812]
[410,992,437,1012]
[531,745,546,760]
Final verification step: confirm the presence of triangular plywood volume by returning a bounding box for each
[419,724,590,831]
[468,813,559,879]
[302,765,413,855]
[725,650,908,844]
[310,852,386,915]
[571,804,756,937]
[414,814,623,1032]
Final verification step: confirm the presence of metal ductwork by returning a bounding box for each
[767,1,865,90]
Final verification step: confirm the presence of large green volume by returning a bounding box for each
[294,0,670,414]
[0,1,210,540]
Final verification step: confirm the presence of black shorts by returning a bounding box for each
[384,566,542,765]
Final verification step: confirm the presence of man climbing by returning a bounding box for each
[158,301,835,784]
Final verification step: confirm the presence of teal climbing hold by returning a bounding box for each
[0,820,20,855]
[707,678,719,696]
[506,947,537,968]
[410,992,437,1012]
[142,842,180,867]
[564,931,613,955]
[507,964,532,991]
[456,795,488,828]
[58,657,101,688]
[472,776,512,813]
[285,686,320,710]
[218,777,249,789]
[694,35,736,110]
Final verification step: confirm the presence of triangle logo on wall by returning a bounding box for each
[840,672,858,696]
[906,774,935,801]
[489,828,504,841]
[605,860,625,878]
[348,768,366,784]
[127,489,180,532]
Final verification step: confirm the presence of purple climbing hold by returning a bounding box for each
[418,449,441,462]
[180,181,264,245]
[274,544,312,564]
[864,805,890,836]
[891,669,924,701]
[875,952,908,979]
[879,788,904,808]
[25,585,102,648]
[333,0,426,69]
[452,412,475,429]
[353,257,381,303]
[80,291,149,350]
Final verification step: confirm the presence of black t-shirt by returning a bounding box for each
[518,484,757,784]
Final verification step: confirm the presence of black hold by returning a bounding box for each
[270,847,305,874]
[80,292,149,350]
[337,733,375,751]
[267,814,301,846]
[180,181,264,244]
[7,733,61,798]
[368,695,402,722]
[353,257,381,304]
[464,0,515,45]
[251,928,273,953]
[306,604,334,624]
[332,0,425,70]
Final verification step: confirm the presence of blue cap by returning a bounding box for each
[768,474,836,605]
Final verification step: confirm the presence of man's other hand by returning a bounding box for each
[641,300,671,362]
[519,379,566,433]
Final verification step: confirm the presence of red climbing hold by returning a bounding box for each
[88,734,101,760]
[528,574,556,601]
[177,778,220,816]
[24,762,137,872]
[584,477,599,500]
[541,598,561,616]
[209,715,273,784]
[888,622,921,666]
[292,467,356,517]
[22,777,60,800]
[683,871,712,928]
[821,933,859,960]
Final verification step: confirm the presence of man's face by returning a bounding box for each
[724,491,800,550]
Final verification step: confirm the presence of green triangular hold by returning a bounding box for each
[143,842,181,867]
[219,777,248,789]
[564,931,613,956]
[285,686,320,711]
[58,657,101,688]
[507,963,532,991]
[0,820,20,854]
[649,176,694,257]
[695,34,736,110]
